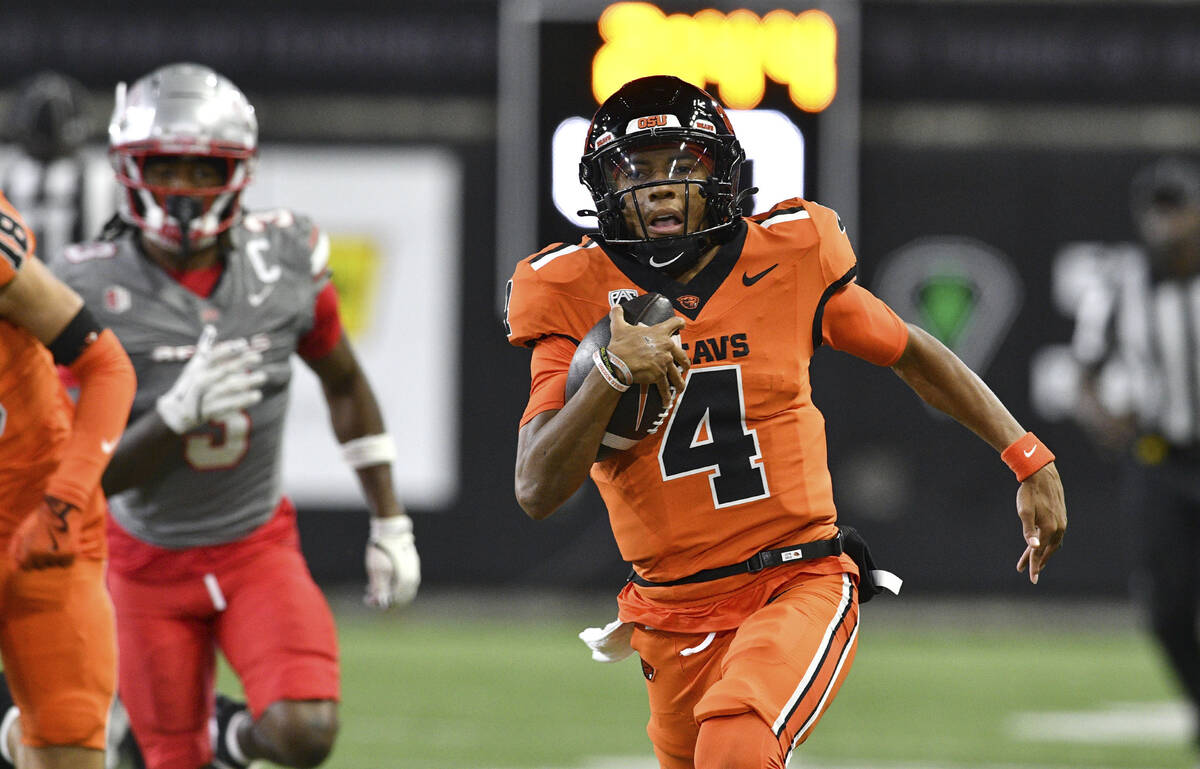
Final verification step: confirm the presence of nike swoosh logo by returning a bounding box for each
[1023,445,1037,458]
[742,264,778,286]
[101,438,117,455]
[248,285,274,307]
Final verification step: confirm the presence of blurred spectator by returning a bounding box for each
[2,71,114,260]
[1071,156,1200,758]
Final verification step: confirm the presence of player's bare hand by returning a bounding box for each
[607,306,689,403]
[9,496,80,570]
[1014,462,1066,584]
[365,515,421,609]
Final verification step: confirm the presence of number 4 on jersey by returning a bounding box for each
[658,365,769,508]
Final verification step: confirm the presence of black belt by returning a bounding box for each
[627,532,845,588]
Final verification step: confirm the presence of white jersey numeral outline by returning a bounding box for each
[184,411,251,471]
[657,364,770,509]
[245,237,281,307]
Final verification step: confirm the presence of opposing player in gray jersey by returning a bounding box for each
[49,63,420,769]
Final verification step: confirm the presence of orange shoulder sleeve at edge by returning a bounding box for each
[821,283,910,367]
[519,334,577,428]
[43,329,136,508]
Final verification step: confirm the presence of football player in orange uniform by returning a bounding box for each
[0,192,135,769]
[507,76,1067,769]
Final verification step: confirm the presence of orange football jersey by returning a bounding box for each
[0,194,104,554]
[507,198,904,629]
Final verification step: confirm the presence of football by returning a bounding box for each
[565,292,679,460]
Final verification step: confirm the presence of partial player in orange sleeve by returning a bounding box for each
[507,76,1067,769]
[821,282,909,366]
[520,334,575,427]
[0,192,135,769]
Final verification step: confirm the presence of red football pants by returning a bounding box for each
[106,501,339,769]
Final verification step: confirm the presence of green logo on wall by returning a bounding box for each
[873,237,1022,374]
[918,274,977,349]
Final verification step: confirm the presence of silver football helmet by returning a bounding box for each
[108,62,257,253]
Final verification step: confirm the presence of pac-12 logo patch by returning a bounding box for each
[609,288,639,307]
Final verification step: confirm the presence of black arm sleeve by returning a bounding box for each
[47,304,104,365]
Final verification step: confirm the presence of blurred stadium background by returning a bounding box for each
[5,0,1200,766]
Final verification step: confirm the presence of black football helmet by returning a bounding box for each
[5,71,91,162]
[579,76,750,278]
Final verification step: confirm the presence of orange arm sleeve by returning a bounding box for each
[43,329,137,508]
[821,283,910,367]
[519,335,576,427]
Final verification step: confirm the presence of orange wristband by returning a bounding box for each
[1000,432,1055,482]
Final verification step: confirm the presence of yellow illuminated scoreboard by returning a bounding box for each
[591,3,838,112]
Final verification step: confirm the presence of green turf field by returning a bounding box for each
[218,594,1194,769]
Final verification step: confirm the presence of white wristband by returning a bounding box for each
[605,349,633,385]
[592,349,630,392]
[341,434,397,469]
[370,514,412,538]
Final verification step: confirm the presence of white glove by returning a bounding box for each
[365,515,421,609]
[156,325,268,434]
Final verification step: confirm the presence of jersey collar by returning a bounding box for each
[602,220,747,320]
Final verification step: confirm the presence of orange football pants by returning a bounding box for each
[629,571,859,769]
[0,557,115,749]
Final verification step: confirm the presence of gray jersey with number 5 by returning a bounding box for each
[50,209,330,547]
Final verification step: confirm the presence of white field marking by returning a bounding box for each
[1009,700,1192,744]
[793,763,1136,769]
[571,757,1137,769]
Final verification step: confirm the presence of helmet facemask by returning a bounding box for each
[113,148,254,260]
[594,137,713,272]
[579,77,749,279]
